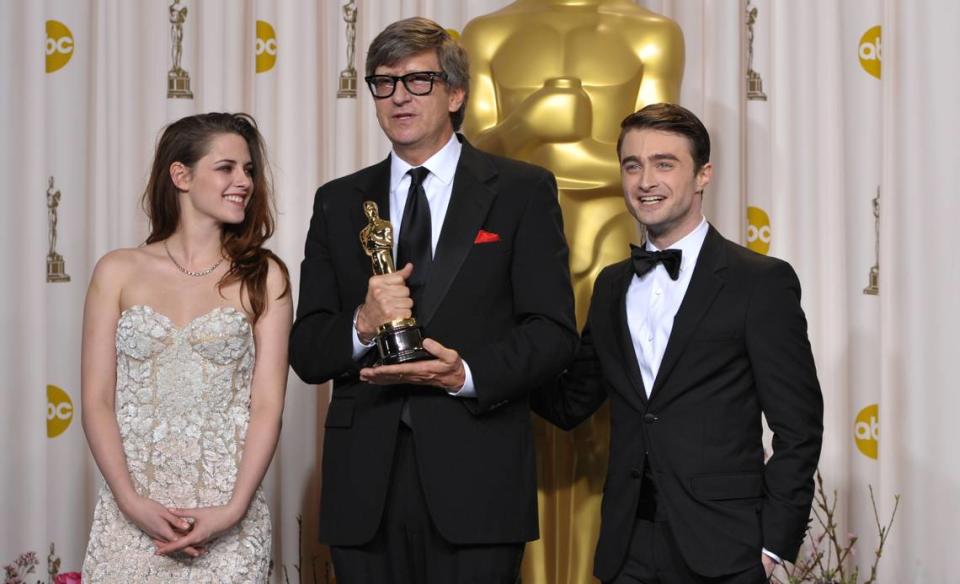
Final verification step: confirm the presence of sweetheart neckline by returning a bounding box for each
[119,304,251,332]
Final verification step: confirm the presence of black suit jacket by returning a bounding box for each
[532,226,823,580]
[290,136,578,547]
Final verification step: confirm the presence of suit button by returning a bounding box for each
[643,413,659,423]
[630,468,642,479]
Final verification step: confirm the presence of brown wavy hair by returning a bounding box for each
[142,112,289,323]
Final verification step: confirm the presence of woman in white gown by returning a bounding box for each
[81,112,291,583]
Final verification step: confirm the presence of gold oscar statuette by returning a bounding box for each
[337,0,358,98]
[461,3,684,582]
[864,187,880,295]
[48,542,61,581]
[746,1,768,101]
[167,1,193,99]
[359,201,430,365]
[46,176,70,283]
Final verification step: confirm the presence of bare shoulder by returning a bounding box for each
[250,255,292,329]
[86,247,155,314]
[264,254,292,303]
[89,247,144,288]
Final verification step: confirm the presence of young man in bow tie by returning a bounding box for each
[289,17,577,583]
[532,103,823,584]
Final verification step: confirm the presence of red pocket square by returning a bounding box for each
[474,229,501,244]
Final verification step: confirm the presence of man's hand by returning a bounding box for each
[761,553,777,580]
[359,338,466,390]
[356,263,414,343]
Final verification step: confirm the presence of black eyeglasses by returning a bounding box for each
[364,71,447,98]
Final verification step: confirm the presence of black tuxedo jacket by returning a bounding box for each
[532,226,823,580]
[290,136,578,547]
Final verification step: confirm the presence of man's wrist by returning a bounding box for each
[447,360,475,397]
[354,305,376,346]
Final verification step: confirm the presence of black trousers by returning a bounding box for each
[330,425,524,584]
[606,518,768,584]
[607,467,768,584]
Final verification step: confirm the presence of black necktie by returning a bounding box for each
[396,167,432,304]
[630,244,682,280]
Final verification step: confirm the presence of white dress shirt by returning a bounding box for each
[351,134,477,396]
[626,217,709,397]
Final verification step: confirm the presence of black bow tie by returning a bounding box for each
[630,245,682,280]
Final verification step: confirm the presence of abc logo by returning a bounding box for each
[854,403,878,460]
[46,20,75,73]
[858,25,881,79]
[47,384,74,438]
[256,20,277,73]
[746,206,771,255]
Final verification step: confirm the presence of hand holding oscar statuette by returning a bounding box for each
[359,201,431,365]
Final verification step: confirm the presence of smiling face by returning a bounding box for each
[172,132,253,226]
[620,128,712,248]
[372,49,465,165]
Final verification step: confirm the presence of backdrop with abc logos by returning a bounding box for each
[1,1,956,583]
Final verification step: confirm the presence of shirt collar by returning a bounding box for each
[646,216,709,274]
[389,133,461,192]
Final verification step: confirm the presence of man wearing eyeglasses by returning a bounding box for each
[290,16,578,583]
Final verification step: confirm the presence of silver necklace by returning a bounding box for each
[163,240,224,277]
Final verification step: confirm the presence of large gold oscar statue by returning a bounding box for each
[462,2,683,582]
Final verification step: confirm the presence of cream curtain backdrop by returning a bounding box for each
[1,1,955,583]
[880,0,960,581]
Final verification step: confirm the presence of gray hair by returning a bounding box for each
[366,17,470,131]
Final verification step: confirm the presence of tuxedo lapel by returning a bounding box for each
[611,262,648,411]
[417,139,497,329]
[649,226,727,402]
[353,156,392,236]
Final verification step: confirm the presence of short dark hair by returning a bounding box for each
[617,103,711,172]
[366,17,470,131]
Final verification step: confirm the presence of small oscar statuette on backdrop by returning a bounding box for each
[167,1,194,99]
[48,542,62,582]
[359,201,431,365]
[746,1,768,101]
[337,0,358,98]
[46,176,70,283]
[864,187,880,295]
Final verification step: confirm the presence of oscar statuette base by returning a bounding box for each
[747,70,768,101]
[338,69,357,98]
[863,266,879,295]
[168,69,194,99]
[375,320,431,366]
[47,253,70,283]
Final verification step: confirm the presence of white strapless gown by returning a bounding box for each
[83,305,270,584]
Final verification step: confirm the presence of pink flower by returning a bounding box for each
[55,572,81,584]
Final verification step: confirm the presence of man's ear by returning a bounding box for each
[169,161,191,192]
[696,162,713,194]
[447,86,466,114]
